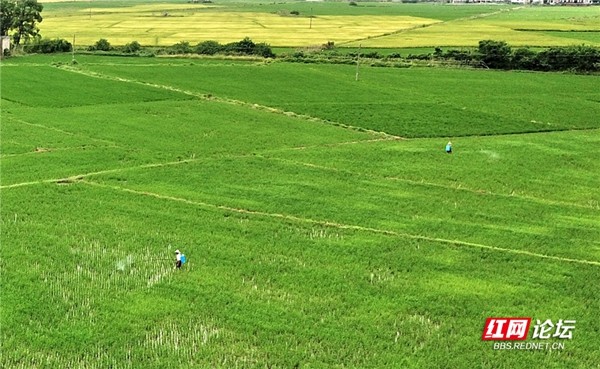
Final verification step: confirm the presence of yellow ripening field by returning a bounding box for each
[349,21,600,48]
[349,7,600,47]
[38,2,600,47]
[39,4,439,46]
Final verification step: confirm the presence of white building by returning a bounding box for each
[567,0,591,3]
[548,0,592,3]
[452,0,506,3]
[1,36,10,57]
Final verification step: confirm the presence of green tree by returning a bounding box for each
[254,42,275,58]
[122,40,141,53]
[537,45,600,72]
[511,48,537,71]
[24,37,71,53]
[89,38,111,51]
[195,40,221,55]
[167,40,192,54]
[11,0,43,46]
[225,37,256,55]
[478,40,512,69]
[0,0,16,36]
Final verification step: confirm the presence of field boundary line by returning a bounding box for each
[0,137,390,188]
[81,180,600,268]
[0,145,121,159]
[0,138,394,189]
[0,63,50,67]
[0,157,202,190]
[275,137,399,151]
[443,126,600,139]
[54,65,403,140]
[264,156,599,210]
[0,178,60,189]
[3,140,595,211]
[4,115,121,146]
[385,175,599,210]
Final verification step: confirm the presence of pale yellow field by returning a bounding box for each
[349,21,600,48]
[38,3,600,47]
[39,4,439,47]
[348,7,600,47]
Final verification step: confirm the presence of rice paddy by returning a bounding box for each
[2,52,599,367]
[2,1,600,368]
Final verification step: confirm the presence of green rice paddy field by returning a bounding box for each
[1,53,600,368]
[37,1,600,47]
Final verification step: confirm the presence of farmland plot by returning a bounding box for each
[1,55,599,368]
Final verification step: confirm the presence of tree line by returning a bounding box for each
[83,37,275,58]
[432,40,600,73]
[159,38,275,58]
[285,40,600,73]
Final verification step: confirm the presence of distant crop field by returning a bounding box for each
[39,2,439,46]
[37,1,600,47]
[1,54,599,368]
[350,6,600,47]
[79,58,600,138]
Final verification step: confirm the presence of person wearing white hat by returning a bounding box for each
[445,141,452,154]
[175,249,182,269]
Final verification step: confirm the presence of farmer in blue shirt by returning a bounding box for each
[445,141,452,154]
[175,249,182,269]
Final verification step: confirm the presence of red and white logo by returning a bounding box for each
[482,318,532,341]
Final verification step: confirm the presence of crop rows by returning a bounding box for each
[76,60,600,138]
[1,54,599,368]
[40,8,435,47]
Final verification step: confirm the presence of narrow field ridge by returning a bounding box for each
[0,145,121,159]
[3,142,596,211]
[0,137,388,188]
[0,158,201,189]
[448,126,600,139]
[266,156,600,210]
[55,65,403,139]
[6,115,121,146]
[82,180,600,268]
